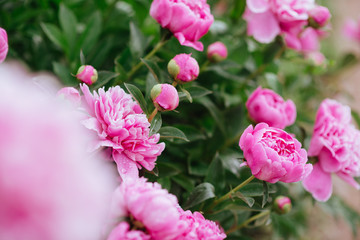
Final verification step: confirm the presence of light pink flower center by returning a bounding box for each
[170,0,209,19]
[260,130,295,157]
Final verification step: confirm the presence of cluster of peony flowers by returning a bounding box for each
[303,99,360,201]
[0,64,116,240]
[0,27,8,63]
[106,177,226,240]
[243,0,330,58]
[246,86,296,129]
[150,0,214,51]
[239,123,312,183]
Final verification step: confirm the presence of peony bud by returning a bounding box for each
[308,6,331,28]
[168,54,199,83]
[76,65,98,85]
[0,27,8,63]
[207,41,228,62]
[151,84,179,111]
[273,196,292,214]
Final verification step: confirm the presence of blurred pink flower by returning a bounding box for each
[150,0,214,51]
[80,84,165,179]
[207,41,228,62]
[0,69,116,240]
[175,209,226,240]
[168,53,199,83]
[239,123,312,183]
[303,99,360,201]
[107,177,185,240]
[343,18,360,43]
[57,87,81,106]
[246,87,296,129]
[151,83,179,111]
[0,27,8,63]
[107,222,150,240]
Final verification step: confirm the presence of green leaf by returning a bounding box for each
[240,183,277,197]
[91,71,119,89]
[219,149,243,177]
[124,83,149,115]
[184,183,216,209]
[172,174,194,192]
[41,23,67,50]
[59,4,77,53]
[230,0,246,19]
[80,50,86,65]
[145,72,158,99]
[262,181,269,208]
[352,110,360,128]
[53,62,76,86]
[149,113,162,136]
[205,153,225,190]
[183,85,212,99]
[129,22,146,59]
[78,11,102,55]
[157,177,171,191]
[141,58,161,83]
[180,87,193,103]
[233,192,255,207]
[157,162,181,178]
[196,97,226,135]
[159,126,189,142]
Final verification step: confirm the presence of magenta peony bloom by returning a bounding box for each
[150,0,214,51]
[343,18,360,43]
[175,209,226,240]
[0,69,116,240]
[303,99,360,202]
[168,53,199,83]
[239,123,312,183]
[80,84,165,179]
[107,222,151,240]
[107,177,185,240]
[243,0,330,54]
[207,41,228,63]
[76,65,98,85]
[151,83,179,111]
[246,87,296,129]
[0,27,8,63]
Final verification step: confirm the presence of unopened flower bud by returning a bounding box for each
[207,41,228,62]
[151,84,179,111]
[273,196,292,214]
[0,27,8,63]
[168,54,199,83]
[76,65,98,85]
[308,6,331,28]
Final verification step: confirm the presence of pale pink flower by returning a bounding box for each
[107,222,150,240]
[80,84,165,179]
[343,18,360,43]
[107,177,185,240]
[303,99,360,201]
[57,87,81,106]
[150,0,214,51]
[239,123,312,183]
[0,27,8,63]
[0,70,116,240]
[76,65,98,85]
[151,83,179,111]
[168,53,199,83]
[246,87,296,129]
[175,209,226,240]
[207,41,228,62]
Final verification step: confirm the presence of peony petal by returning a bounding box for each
[246,0,270,13]
[336,172,360,190]
[318,148,342,173]
[113,151,139,179]
[302,163,332,202]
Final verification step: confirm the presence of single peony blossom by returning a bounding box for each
[107,222,151,240]
[0,68,116,240]
[175,209,226,240]
[76,65,98,85]
[0,27,8,63]
[106,177,185,240]
[246,86,296,129]
[168,53,199,83]
[303,99,360,202]
[207,41,228,62]
[80,84,165,179]
[151,83,179,111]
[273,196,292,214]
[150,0,214,51]
[343,18,360,43]
[239,123,313,183]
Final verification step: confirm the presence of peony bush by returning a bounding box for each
[1,0,360,239]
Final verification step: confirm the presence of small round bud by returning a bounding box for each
[168,54,199,83]
[207,41,228,62]
[76,65,98,85]
[151,84,179,111]
[273,196,292,214]
[308,6,331,28]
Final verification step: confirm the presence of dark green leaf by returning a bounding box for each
[141,58,161,83]
[159,126,189,142]
[181,87,193,103]
[41,23,67,50]
[124,83,149,115]
[262,181,269,208]
[91,71,119,89]
[78,11,102,54]
[205,153,225,190]
[233,192,255,207]
[129,22,146,59]
[196,97,226,134]
[184,183,215,209]
[59,4,77,52]
[172,174,194,192]
[183,85,212,99]
[352,110,360,128]
[157,162,181,178]
[149,113,162,136]
[240,183,277,197]
[219,149,243,177]
[53,62,76,86]
[157,177,171,191]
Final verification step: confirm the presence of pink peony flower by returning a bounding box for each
[0,69,116,240]
[57,87,81,106]
[107,177,185,240]
[243,0,330,53]
[80,84,165,179]
[246,86,296,129]
[303,99,360,201]
[151,83,179,111]
[175,209,226,240]
[76,65,98,85]
[107,222,151,240]
[168,53,199,83]
[207,41,228,63]
[150,0,214,51]
[0,27,8,63]
[239,123,312,183]
[343,18,360,43]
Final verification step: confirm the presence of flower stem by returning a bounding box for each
[225,210,270,235]
[148,108,158,123]
[200,60,210,72]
